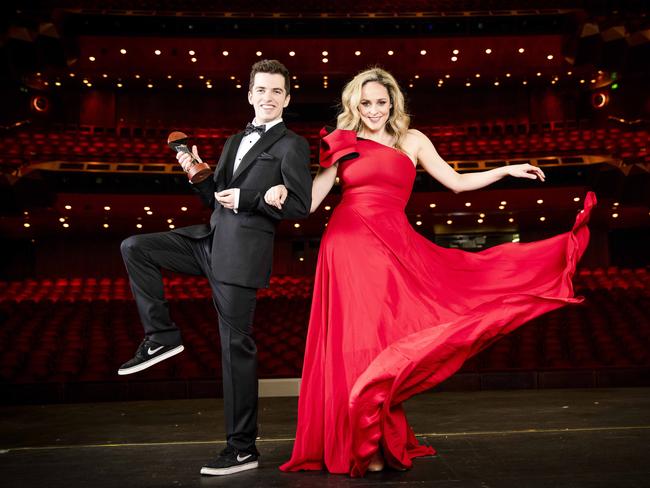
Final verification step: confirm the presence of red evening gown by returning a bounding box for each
[280,128,596,477]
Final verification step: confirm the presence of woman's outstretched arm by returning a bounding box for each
[412,129,545,193]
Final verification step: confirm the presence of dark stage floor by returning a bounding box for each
[1,388,649,488]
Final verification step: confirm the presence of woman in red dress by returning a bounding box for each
[265,67,595,477]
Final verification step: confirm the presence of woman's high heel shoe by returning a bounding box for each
[367,449,385,472]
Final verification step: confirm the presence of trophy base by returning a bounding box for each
[188,163,212,183]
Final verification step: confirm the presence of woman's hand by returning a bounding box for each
[264,184,288,209]
[506,163,546,182]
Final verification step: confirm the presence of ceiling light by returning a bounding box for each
[452,49,459,55]
[120,49,127,54]
[451,56,458,62]
[465,202,472,207]
[355,50,361,56]
[429,203,436,208]
[485,48,492,54]
[420,50,427,55]
[154,50,161,55]
[537,199,543,204]
[446,219,453,225]
[222,51,229,56]
[294,223,300,228]
[387,50,394,55]
[89,56,96,61]
[289,51,295,56]
[547,54,554,60]
[322,51,328,56]
[256,51,262,56]
[518,48,525,53]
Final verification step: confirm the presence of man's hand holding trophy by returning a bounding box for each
[167,131,212,184]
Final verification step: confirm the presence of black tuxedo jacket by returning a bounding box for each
[172,122,312,288]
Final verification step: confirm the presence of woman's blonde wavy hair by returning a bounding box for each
[337,67,410,150]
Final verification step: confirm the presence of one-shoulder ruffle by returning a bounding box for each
[319,127,359,168]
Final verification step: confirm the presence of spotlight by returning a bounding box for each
[591,91,610,109]
[31,95,50,113]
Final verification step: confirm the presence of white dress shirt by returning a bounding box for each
[231,117,283,212]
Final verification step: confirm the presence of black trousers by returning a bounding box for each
[120,231,258,451]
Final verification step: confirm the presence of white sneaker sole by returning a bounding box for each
[117,345,184,375]
[200,460,259,476]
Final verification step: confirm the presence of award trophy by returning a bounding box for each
[167,131,212,183]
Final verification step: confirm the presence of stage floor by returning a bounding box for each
[1,388,648,487]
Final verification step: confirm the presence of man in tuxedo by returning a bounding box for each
[118,59,312,476]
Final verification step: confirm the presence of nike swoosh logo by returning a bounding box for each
[237,454,252,462]
[147,346,164,355]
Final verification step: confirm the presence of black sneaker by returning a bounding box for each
[117,339,184,375]
[200,446,259,476]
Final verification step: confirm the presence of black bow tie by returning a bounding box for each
[244,123,266,136]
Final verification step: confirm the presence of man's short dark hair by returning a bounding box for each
[249,59,291,95]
